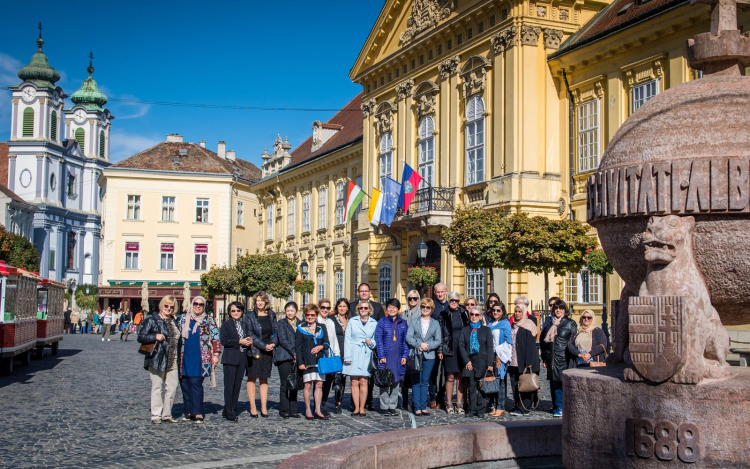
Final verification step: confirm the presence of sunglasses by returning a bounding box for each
[469,313,482,317]
[582,316,593,320]
[193,303,205,307]
[492,308,503,313]
[319,306,330,310]
[449,299,460,303]
[408,297,419,301]
[230,309,242,313]
[163,305,175,310]
[420,306,432,310]
[304,314,317,318]
[357,307,369,311]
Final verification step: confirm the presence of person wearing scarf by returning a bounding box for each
[458,306,494,418]
[487,302,512,417]
[567,309,608,367]
[176,295,221,424]
[295,304,330,420]
[540,299,577,418]
[509,303,540,416]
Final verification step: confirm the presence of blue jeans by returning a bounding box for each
[550,380,563,412]
[412,359,435,411]
[180,376,205,416]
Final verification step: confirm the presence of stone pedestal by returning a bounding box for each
[563,366,750,468]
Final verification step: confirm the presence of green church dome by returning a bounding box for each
[17,34,61,88]
[70,54,108,111]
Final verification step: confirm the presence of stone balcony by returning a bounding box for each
[393,186,456,228]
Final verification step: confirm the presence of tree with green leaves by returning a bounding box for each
[74,284,99,311]
[0,225,39,272]
[442,206,504,271]
[235,253,298,299]
[200,265,242,301]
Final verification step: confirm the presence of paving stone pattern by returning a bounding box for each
[0,334,554,468]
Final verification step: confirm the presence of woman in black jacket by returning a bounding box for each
[567,309,608,367]
[508,303,540,416]
[458,306,495,418]
[138,296,180,424]
[220,301,253,422]
[295,304,330,420]
[243,291,277,418]
[540,299,577,418]
[275,301,301,419]
[439,292,470,414]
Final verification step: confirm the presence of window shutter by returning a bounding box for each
[75,128,85,152]
[99,130,105,158]
[22,108,34,137]
[50,111,57,140]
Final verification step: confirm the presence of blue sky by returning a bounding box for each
[0,1,384,165]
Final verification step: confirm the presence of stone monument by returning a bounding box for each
[565,0,750,466]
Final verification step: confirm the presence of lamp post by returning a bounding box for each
[300,261,309,307]
[417,239,428,267]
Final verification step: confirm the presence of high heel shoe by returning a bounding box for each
[305,414,314,421]
[314,413,329,420]
[250,412,259,418]
[260,412,269,418]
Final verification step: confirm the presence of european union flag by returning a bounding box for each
[381,177,401,227]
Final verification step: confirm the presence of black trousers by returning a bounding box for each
[466,377,488,416]
[322,373,345,405]
[508,366,535,413]
[401,373,412,410]
[223,358,246,419]
[277,360,298,416]
[429,357,443,404]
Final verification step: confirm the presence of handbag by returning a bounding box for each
[406,349,422,374]
[318,346,343,375]
[518,367,541,393]
[480,370,500,395]
[138,342,156,357]
[286,360,304,391]
[374,368,396,387]
[368,350,379,374]
[332,372,346,392]
[589,343,608,367]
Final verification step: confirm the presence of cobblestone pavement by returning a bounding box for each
[0,334,554,469]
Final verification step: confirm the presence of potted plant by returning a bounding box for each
[407,265,438,296]
[291,278,315,296]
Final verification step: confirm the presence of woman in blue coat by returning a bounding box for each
[343,300,377,417]
[375,298,409,415]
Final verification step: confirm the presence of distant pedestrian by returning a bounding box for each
[296,304,330,420]
[220,301,252,422]
[138,295,180,424]
[64,309,72,334]
[540,300,576,418]
[176,295,221,424]
[568,309,608,368]
[93,311,101,334]
[375,298,408,416]
[120,310,132,341]
[70,310,80,334]
[343,300,377,417]
[244,291,277,418]
[101,308,116,341]
[134,310,144,334]
[459,306,494,418]
[80,310,89,334]
[406,298,441,416]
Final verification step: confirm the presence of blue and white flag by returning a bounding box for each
[381,177,401,227]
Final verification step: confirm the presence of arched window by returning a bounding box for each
[418,117,435,188]
[75,128,85,153]
[99,130,105,158]
[466,96,485,185]
[50,110,57,141]
[378,265,392,305]
[379,133,393,189]
[22,108,34,137]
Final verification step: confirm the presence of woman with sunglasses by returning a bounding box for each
[343,300,377,417]
[540,299,577,418]
[275,301,301,419]
[317,298,342,411]
[176,295,221,424]
[244,291,277,418]
[439,291,469,415]
[486,302,512,417]
[401,290,421,323]
[220,301,253,422]
[484,293,501,316]
[508,303,539,416]
[406,298,442,416]
[139,295,180,424]
[296,304,330,420]
[459,306,495,418]
[567,309,608,368]
[325,298,350,414]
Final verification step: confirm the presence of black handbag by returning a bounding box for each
[332,372,346,392]
[480,370,500,395]
[406,349,423,374]
[368,350,378,374]
[285,360,304,391]
[374,368,396,387]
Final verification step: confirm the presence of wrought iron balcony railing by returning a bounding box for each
[396,187,455,216]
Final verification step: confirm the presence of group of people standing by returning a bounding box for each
[137,283,608,424]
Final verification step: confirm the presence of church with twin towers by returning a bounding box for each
[4,26,112,286]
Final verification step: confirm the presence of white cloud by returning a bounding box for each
[109,131,160,163]
[0,54,22,132]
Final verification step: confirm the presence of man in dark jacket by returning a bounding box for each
[458,307,495,418]
[429,282,449,408]
[64,309,72,334]
[349,283,383,411]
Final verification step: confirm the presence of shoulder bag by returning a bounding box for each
[406,348,423,374]
[138,342,156,357]
[374,368,396,387]
[286,360,304,391]
[589,343,608,367]
[518,366,541,393]
[318,345,343,375]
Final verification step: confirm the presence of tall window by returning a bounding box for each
[318,188,327,229]
[632,79,658,113]
[466,269,486,303]
[335,182,345,225]
[378,265,392,305]
[317,272,326,301]
[67,232,76,270]
[22,108,34,137]
[379,133,393,188]
[195,198,209,222]
[266,204,274,240]
[287,198,295,236]
[302,193,311,232]
[577,99,600,173]
[161,196,175,221]
[236,201,244,227]
[75,128,85,152]
[418,117,435,188]
[67,174,76,198]
[466,96,485,185]
[160,243,174,270]
[194,244,208,271]
[335,271,344,300]
[50,110,57,140]
[99,130,105,158]
[126,195,141,220]
[125,242,140,269]
[564,270,601,304]
[236,247,243,262]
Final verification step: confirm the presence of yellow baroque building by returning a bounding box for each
[99,135,260,314]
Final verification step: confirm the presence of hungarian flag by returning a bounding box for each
[400,162,424,212]
[344,179,365,225]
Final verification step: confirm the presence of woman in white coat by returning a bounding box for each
[343,300,377,417]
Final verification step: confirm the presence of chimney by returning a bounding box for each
[199,140,206,148]
[226,150,236,161]
[166,134,183,143]
[217,141,226,159]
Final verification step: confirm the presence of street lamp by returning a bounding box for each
[417,239,428,266]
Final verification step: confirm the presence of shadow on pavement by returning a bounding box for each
[0,348,81,388]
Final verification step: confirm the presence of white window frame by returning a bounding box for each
[126,195,141,220]
[335,271,344,300]
[418,117,435,188]
[577,99,600,173]
[379,133,393,189]
[632,79,659,113]
[317,272,326,301]
[335,182,345,226]
[195,198,210,223]
[194,245,208,271]
[318,187,327,230]
[161,196,176,222]
[302,193,311,233]
[160,244,174,271]
[236,201,244,227]
[378,265,392,305]
[564,270,601,304]
[124,243,139,270]
[266,204,274,240]
[465,268,486,304]
[466,96,485,186]
[287,198,295,236]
